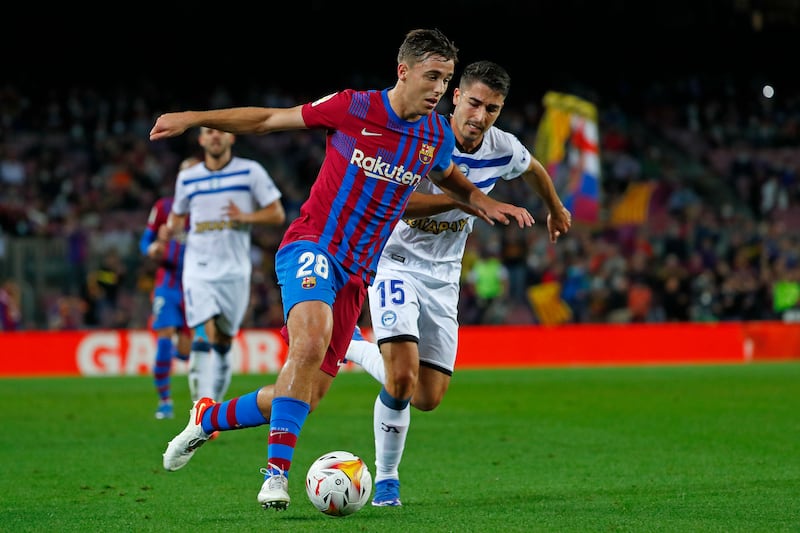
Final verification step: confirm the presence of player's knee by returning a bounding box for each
[213,342,231,356]
[192,338,211,352]
[397,371,417,392]
[216,329,233,344]
[386,370,416,399]
[287,331,330,365]
[386,364,419,390]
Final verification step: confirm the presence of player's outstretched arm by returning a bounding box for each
[430,163,535,228]
[403,191,480,218]
[522,156,571,242]
[149,106,307,141]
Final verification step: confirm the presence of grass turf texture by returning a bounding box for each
[1,362,798,532]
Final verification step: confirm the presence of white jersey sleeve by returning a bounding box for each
[249,162,283,209]
[173,168,190,216]
[376,127,530,283]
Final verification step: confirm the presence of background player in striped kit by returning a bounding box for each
[139,156,200,419]
[345,60,572,505]
[165,129,285,405]
[150,29,534,512]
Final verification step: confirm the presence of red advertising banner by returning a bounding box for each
[0,329,290,377]
[456,323,746,368]
[0,322,798,377]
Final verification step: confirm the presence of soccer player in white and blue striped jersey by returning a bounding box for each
[346,61,573,506]
[167,128,285,404]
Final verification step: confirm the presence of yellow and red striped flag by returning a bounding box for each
[534,91,600,223]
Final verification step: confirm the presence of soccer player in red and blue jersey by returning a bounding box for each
[150,28,534,512]
[140,193,192,419]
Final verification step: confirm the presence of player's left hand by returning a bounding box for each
[224,200,246,222]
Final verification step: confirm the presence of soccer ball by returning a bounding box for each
[305,450,372,517]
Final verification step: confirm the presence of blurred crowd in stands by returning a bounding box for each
[1,73,799,331]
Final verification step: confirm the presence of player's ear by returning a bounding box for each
[397,63,408,82]
[453,87,461,105]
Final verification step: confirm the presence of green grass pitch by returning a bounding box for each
[1,362,799,532]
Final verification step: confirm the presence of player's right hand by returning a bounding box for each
[157,225,171,241]
[454,200,486,219]
[224,200,244,221]
[147,240,165,259]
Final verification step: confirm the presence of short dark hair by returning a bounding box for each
[397,28,459,67]
[459,60,511,98]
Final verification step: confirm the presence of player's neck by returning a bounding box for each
[454,132,482,154]
[205,152,232,171]
[386,87,422,122]
[456,137,480,153]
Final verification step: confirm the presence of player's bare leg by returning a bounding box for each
[259,301,333,511]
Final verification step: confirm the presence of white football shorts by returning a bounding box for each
[367,266,459,374]
[182,276,249,335]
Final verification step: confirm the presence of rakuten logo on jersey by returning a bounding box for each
[351,149,422,187]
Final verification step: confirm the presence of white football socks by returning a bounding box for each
[213,350,232,402]
[373,394,410,482]
[346,339,386,384]
[188,348,213,402]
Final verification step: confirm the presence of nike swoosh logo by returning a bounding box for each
[361,128,382,137]
[269,430,289,438]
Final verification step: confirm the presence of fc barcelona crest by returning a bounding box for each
[418,143,434,164]
[301,276,317,289]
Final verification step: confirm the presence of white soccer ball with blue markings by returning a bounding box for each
[305,450,372,516]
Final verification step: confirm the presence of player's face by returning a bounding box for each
[450,83,505,151]
[400,55,454,118]
[198,128,235,158]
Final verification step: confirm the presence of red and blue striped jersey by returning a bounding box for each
[141,197,186,290]
[283,88,455,284]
